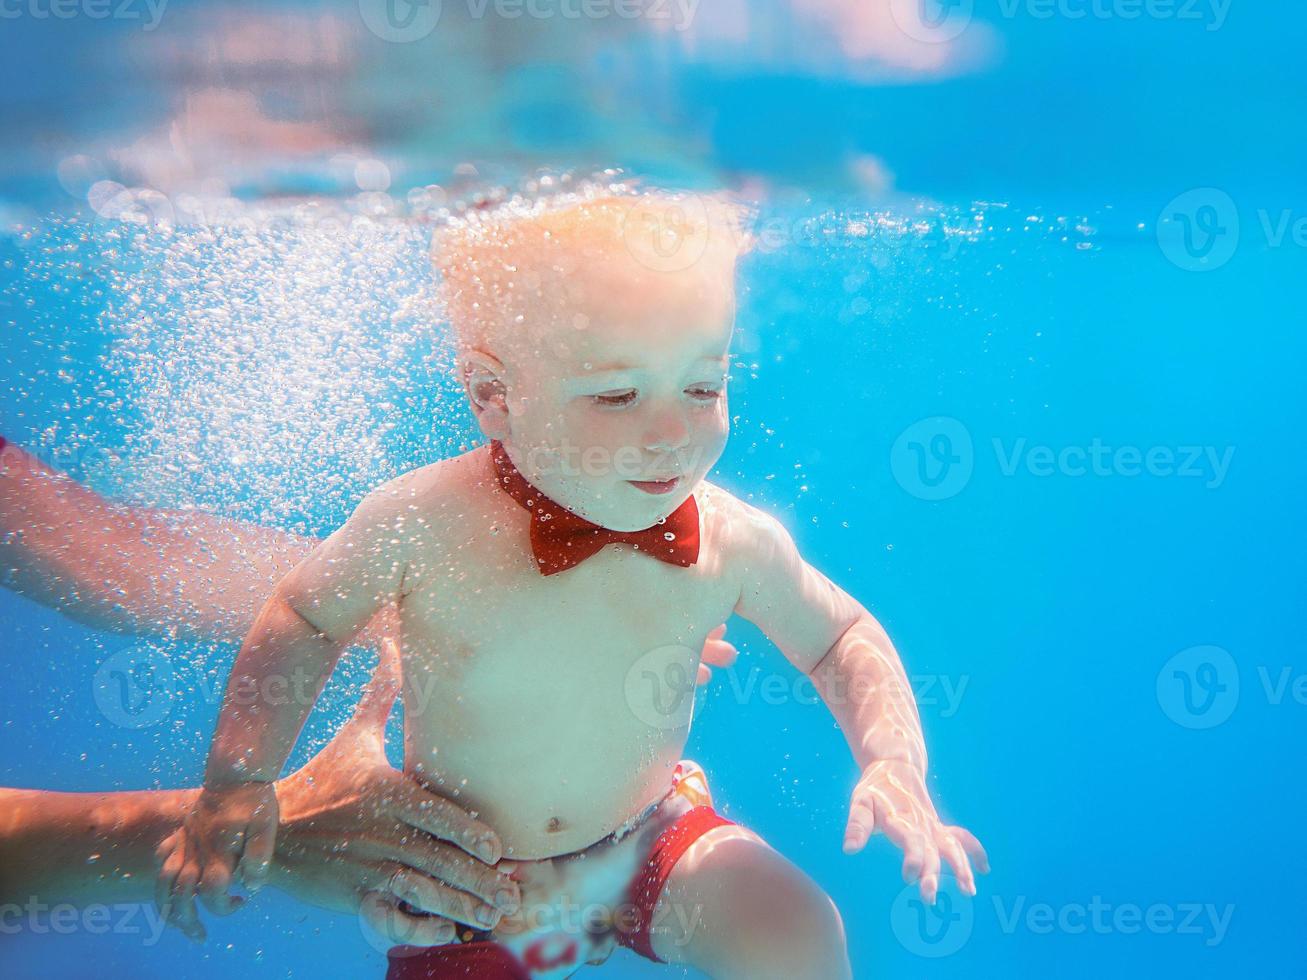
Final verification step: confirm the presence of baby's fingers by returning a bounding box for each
[897,828,929,889]
[171,855,207,943]
[700,626,737,670]
[944,824,990,874]
[198,857,241,917]
[154,832,184,924]
[938,831,977,897]
[916,840,942,905]
[842,796,877,854]
[239,803,278,893]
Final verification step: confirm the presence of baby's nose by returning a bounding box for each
[643,406,690,453]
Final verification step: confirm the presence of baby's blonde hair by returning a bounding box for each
[432,187,753,356]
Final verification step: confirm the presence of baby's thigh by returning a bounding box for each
[650,825,851,980]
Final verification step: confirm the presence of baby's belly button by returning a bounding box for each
[489,798,640,859]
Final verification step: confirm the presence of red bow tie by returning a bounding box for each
[490,440,700,576]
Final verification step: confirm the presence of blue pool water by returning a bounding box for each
[2,3,1304,978]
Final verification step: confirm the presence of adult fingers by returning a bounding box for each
[360,890,457,948]
[385,866,505,931]
[384,776,502,865]
[695,663,711,686]
[364,837,520,913]
[352,634,403,732]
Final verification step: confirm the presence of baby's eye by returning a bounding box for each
[592,390,637,407]
[686,386,723,401]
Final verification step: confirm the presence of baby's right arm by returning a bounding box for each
[167,481,416,922]
[205,481,414,786]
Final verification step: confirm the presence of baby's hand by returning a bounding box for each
[842,759,989,904]
[156,782,279,941]
[697,624,738,686]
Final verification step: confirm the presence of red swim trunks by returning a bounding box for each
[386,763,733,979]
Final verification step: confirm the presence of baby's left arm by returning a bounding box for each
[730,503,989,902]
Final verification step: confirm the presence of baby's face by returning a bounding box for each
[494,253,735,532]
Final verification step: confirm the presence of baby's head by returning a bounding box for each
[434,189,751,531]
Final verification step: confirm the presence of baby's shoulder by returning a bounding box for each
[357,449,491,535]
[695,480,791,565]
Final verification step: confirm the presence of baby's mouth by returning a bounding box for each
[627,477,681,495]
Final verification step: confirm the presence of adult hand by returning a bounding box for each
[156,638,521,944]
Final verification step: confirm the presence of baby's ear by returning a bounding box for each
[461,350,511,440]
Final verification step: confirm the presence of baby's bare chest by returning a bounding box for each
[397,527,738,713]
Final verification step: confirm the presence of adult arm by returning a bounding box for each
[0,639,518,944]
[0,436,312,644]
